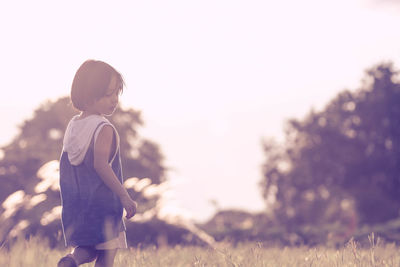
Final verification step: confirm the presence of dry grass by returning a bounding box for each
[1,236,399,267]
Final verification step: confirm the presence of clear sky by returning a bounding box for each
[1,0,400,222]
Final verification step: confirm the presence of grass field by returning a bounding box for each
[1,236,399,266]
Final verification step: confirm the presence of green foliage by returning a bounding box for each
[0,97,165,192]
[199,209,273,244]
[261,63,400,230]
[0,96,166,199]
[0,96,167,245]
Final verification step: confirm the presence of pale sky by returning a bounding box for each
[1,0,400,222]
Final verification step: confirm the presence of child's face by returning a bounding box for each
[89,74,121,116]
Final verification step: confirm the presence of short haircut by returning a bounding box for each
[71,60,124,111]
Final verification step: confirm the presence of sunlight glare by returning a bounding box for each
[123,177,139,188]
[141,184,160,198]
[2,190,25,210]
[133,178,151,192]
[9,220,30,238]
[35,160,60,193]
[2,190,26,219]
[25,193,47,210]
[36,160,60,180]
[40,206,62,226]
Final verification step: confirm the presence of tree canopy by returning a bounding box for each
[0,97,168,245]
[0,96,165,199]
[261,63,400,230]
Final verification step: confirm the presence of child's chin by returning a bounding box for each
[104,108,116,116]
[104,111,114,116]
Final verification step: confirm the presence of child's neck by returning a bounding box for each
[79,111,102,119]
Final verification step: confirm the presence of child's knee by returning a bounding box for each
[72,246,98,264]
[57,254,77,267]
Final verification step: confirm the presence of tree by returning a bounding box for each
[261,63,400,233]
[0,96,167,244]
[0,96,166,197]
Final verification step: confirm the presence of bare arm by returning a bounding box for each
[93,125,137,219]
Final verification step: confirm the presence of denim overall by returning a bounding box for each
[59,122,126,247]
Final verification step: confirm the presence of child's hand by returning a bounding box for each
[120,195,137,219]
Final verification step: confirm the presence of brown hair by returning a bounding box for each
[71,60,124,111]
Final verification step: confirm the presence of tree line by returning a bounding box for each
[1,62,400,246]
[260,63,400,243]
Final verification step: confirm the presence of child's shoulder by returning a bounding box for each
[71,114,109,123]
[63,115,116,165]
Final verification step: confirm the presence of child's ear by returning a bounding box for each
[86,98,98,108]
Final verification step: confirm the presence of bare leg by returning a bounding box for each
[72,246,98,265]
[94,249,117,267]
